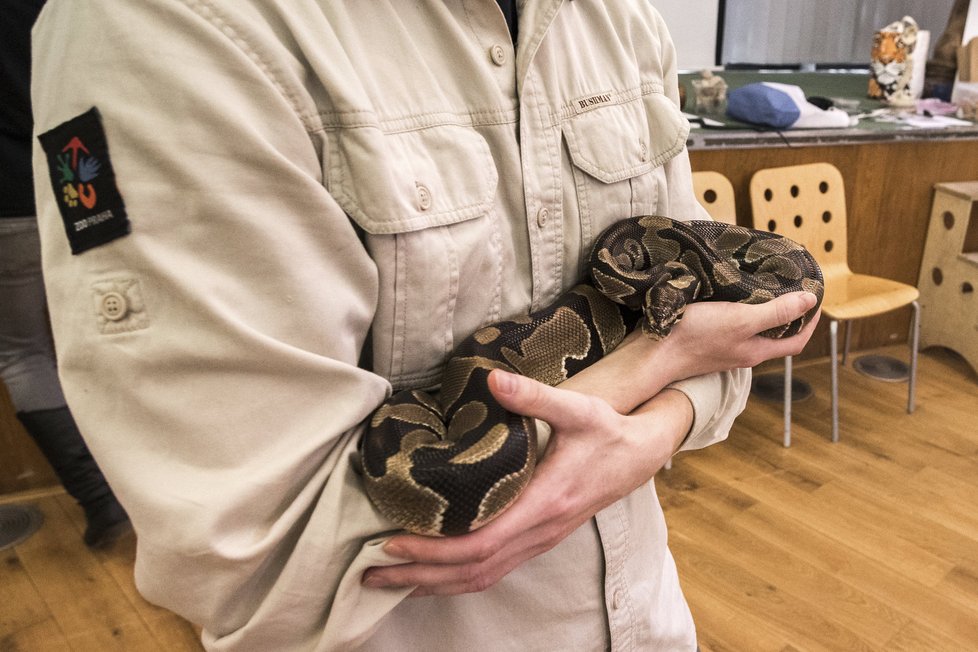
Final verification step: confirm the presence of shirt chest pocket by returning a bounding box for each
[323,123,501,389]
[561,91,690,258]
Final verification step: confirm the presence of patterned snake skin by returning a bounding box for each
[360,215,824,536]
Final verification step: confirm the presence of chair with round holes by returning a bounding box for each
[748,162,921,445]
[692,170,738,225]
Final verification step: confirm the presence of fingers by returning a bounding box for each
[363,549,520,596]
[379,457,570,567]
[746,308,821,364]
[361,523,517,593]
[487,369,606,431]
[361,470,572,595]
[749,291,819,336]
[779,307,821,351]
[383,523,510,566]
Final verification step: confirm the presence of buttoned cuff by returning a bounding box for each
[667,367,751,453]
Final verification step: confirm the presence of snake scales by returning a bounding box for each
[360,215,823,536]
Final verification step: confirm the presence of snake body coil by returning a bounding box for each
[360,215,823,536]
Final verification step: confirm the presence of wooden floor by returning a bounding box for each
[1,346,975,651]
[660,346,978,651]
[0,490,202,651]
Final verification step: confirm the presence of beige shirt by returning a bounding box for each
[32,1,750,650]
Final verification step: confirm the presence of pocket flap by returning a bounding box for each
[563,92,690,184]
[327,124,498,235]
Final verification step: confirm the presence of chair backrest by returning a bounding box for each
[691,170,737,224]
[749,162,851,277]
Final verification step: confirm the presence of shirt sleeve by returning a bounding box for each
[32,2,408,648]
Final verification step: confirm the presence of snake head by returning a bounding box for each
[641,263,700,340]
[642,286,685,339]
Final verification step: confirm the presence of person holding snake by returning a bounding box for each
[31,1,820,650]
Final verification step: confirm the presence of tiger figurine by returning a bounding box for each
[868,16,919,107]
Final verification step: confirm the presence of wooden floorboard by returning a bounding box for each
[0,494,202,651]
[0,346,974,650]
[661,346,978,651]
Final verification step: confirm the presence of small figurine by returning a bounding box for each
[691,69,728,115]
[869,16,919,107]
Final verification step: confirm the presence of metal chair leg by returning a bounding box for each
[830,319,840,442]
[783,355,793,447]
[842,320,852,366]
[908,300,920,414]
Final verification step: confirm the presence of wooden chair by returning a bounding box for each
[691,170,737,224]
[749,162,921,445]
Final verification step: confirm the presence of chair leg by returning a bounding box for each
[830,319,840,443]
[842,321,852,366]
[783,355,792,448]
[908,300,921,414]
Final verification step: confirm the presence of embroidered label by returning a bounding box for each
[573,91,614,114]
[38,107,130,255]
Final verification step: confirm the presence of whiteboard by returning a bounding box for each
[653,0,722,70]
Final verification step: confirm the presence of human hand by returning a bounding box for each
[662,290,821,377]
[361,371,693,597]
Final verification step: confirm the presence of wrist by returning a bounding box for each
[632,388,695,457]
[560,330,685,414]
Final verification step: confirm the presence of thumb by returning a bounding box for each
[751,291,818,335]
[487,369,591,431]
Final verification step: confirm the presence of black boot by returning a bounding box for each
[16,408,131,549]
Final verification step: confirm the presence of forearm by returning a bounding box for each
[557,296,821,456]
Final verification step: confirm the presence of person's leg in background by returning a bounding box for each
[0,217,130,549]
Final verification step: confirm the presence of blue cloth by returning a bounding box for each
[726,82,802,129]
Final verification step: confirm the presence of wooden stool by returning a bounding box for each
[918,182,978,376]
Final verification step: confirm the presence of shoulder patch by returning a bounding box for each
[38,107,130,255]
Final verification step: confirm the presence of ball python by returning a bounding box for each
[359,215,823,536]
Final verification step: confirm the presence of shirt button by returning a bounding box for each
[416,183,433,211]
[536,207,549,228]
[100,292,129,321]
[489,44,507,66]
[612,588,624,610]
[639,139,649,161]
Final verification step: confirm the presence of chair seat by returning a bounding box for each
[822,273,920,321]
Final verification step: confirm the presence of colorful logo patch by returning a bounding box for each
[38,107,130,255]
